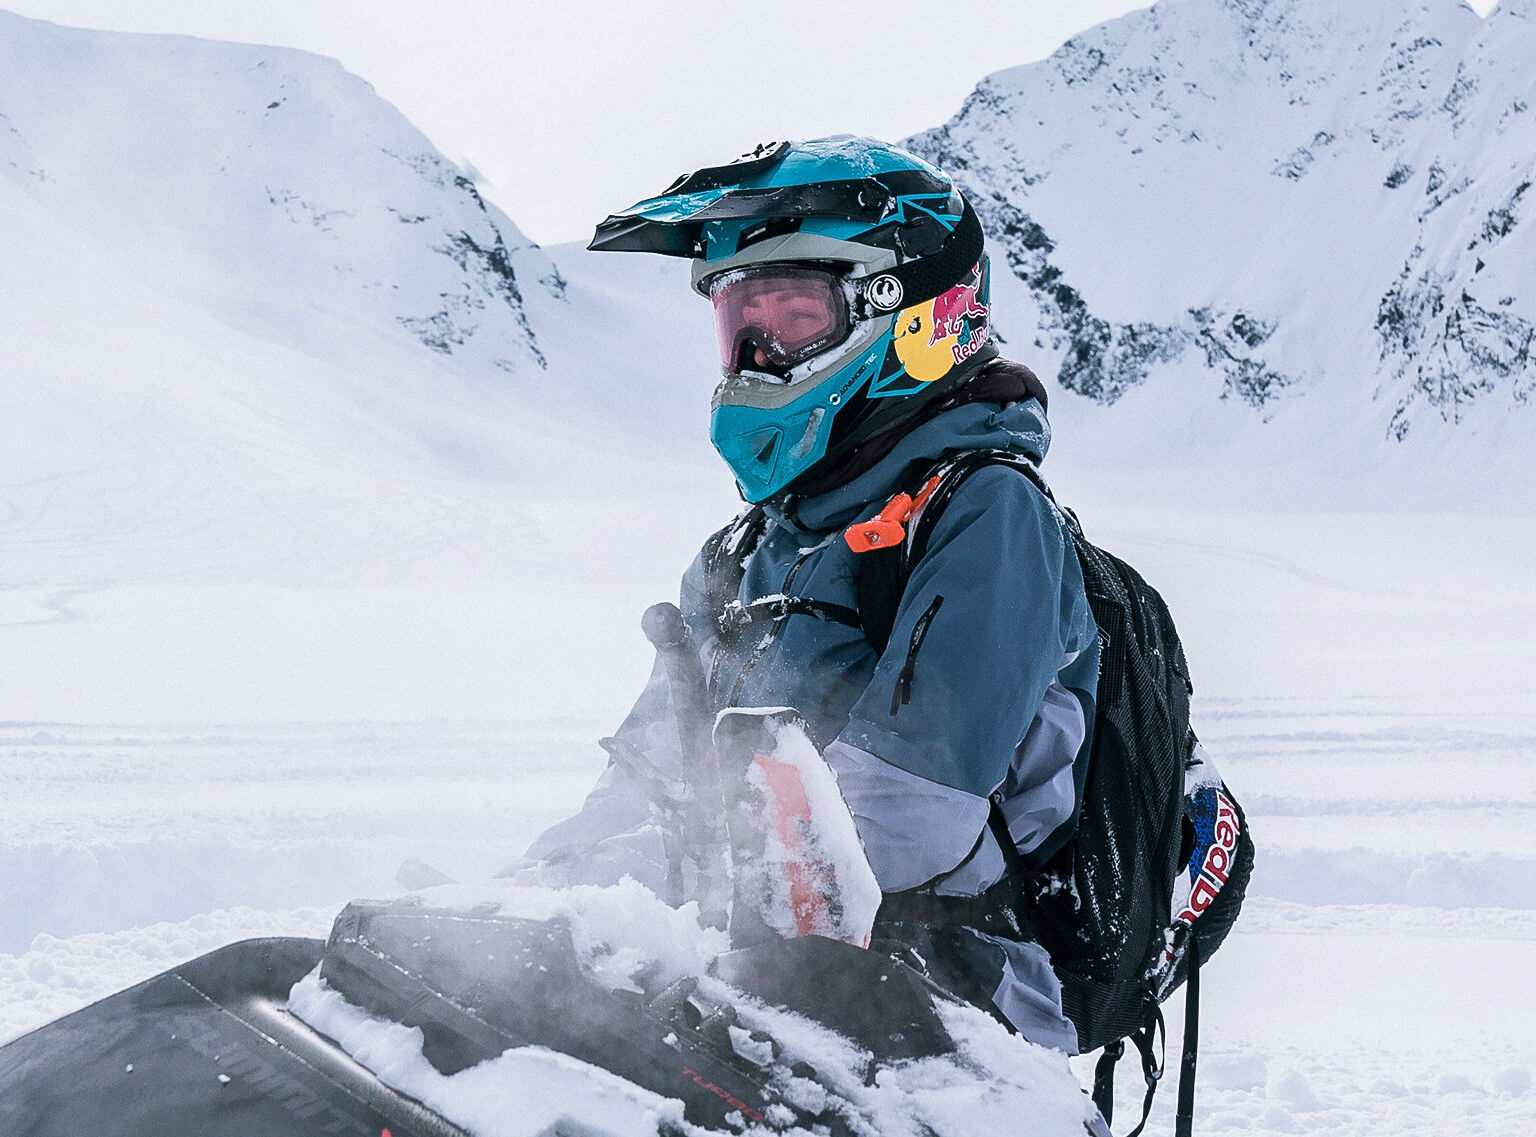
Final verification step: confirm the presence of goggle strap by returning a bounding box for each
[865,197,985,312]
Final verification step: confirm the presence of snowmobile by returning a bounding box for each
[0,897,972,1136]
[0,604,1048,1136]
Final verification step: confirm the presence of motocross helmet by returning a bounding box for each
[590,136,993,502]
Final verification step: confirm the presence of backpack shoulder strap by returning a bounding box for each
[701,506,769,635]
[908,448,1080,559]
[856,449,1068,654]
[854,544,905,656]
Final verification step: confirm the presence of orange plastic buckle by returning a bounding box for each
[843,474,942,554]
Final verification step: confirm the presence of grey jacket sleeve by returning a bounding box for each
[516,753,673,890]
[831,465,1097,895]
[513,554,715,889]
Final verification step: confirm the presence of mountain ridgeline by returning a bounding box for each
[907,0,1535,439]
[0,9,560,377]
[3,0,1531,470]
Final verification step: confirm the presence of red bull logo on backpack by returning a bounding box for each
[1157,784,1243,974]
[1176,787,1241,926]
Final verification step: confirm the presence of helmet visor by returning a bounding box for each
[709,266,851,375]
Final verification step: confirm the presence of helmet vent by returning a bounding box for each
[737,215,803,253]
[751,430,780,465]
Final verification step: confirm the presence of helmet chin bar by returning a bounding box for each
[710,320,893,502]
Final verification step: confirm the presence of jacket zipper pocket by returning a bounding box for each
[891,594,943,715]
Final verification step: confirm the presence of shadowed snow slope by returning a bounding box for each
[0,10,730,591]
[908,0,1536,497]
[0,9,554,373]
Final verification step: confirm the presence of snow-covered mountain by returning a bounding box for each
[0,9,555,373]
[0,10,731,594]
[908,0,1535,444]
[0,10,734,729]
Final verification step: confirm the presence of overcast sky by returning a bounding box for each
[3,1,1502,244]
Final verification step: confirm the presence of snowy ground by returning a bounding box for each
[3,497,1533,1136]
[1129,696,1536,1137]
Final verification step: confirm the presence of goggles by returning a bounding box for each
[709,265,852,376]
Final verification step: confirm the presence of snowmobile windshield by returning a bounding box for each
[709,265,851,377]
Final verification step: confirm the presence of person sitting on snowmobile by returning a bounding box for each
[514,136,1099,1055]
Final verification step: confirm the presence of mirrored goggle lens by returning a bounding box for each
[710,267,850,373]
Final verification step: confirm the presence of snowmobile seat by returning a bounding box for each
[0,934,467,1137]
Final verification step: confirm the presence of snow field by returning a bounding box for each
[0,719,611,960]
[1131,697,1536,1137]
[1,506,1531,1134]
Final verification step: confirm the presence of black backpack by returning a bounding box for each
[855,449,1254,1137]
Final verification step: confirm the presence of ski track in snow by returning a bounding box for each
[1,702,1532,1134]
[1092,699,1536,1137]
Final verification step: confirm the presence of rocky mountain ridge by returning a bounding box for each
[908,0,1534,440]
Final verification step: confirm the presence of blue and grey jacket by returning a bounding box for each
[523,394,1100,1049]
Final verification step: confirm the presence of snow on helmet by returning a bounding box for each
[590,136,994,502]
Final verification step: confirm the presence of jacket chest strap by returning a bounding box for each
[717,595,864,637]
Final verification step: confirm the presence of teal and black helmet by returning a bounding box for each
[591,136,995,502]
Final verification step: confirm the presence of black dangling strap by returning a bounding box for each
[1121,1009,1165,1137]
[1176,933,1202,1137]
[1089,1007,1166,1137]
[1091,1038,1124,1126]
[986,796,1028,877]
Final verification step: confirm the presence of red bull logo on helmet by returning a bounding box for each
[928,280,988,347]
[891,261,991,384]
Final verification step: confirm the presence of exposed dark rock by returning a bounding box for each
[1057,40,1110,86]
[1058,318,1187,403]
[403,227,546,368]
[1379,256,1534,435]
[908,0,1532,435]
[1441,63,1478,129]
[1190,308,1290,409]
[399,297,480,355]
[1228,311,1277,349]
[957,189,1291,408]
[379,169,548,367]
[1478,180,1529,244]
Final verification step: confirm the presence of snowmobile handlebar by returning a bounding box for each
[640,600,689,650]
[641,602,713,744]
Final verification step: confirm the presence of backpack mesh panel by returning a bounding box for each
[1029,539,1193,1051]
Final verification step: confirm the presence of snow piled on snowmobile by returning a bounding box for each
[290,879,1092,1137]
